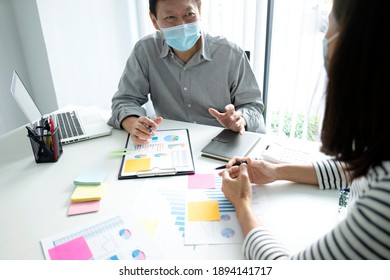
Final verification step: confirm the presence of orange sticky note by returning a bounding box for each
[188,200,220,222]
[124,158,151,173]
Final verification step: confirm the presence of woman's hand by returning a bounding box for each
[221,163,264,236]
[220,157,280,185]
[221,163,253,208]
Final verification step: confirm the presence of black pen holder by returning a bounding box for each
[27,126,63,163]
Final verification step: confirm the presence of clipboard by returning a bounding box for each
[118,129,195,179]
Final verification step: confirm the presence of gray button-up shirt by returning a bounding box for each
[108,31,265,133]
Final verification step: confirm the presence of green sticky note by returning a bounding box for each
[74,171,108,186]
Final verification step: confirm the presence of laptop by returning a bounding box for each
[10,70,112,144]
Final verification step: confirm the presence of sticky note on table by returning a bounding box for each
[70,184,105,202]
[188,173,215,189]
[48,236,93,260]
[73,171,108,186]
[124,158,151,173]
[67,200,101,216]
[188,200,220,222]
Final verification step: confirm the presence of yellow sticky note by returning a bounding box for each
[141,220,159,237]
[124,158,151,173]
[187,200,220,222]
[70,184,105,202]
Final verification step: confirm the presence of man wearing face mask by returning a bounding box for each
[108,0,266,145]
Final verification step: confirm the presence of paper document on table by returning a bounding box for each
[184,173,244,245]
[40,214,163,260]
[117,129,195,179]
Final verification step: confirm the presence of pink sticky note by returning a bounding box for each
[188,174,215,189]
[67,201,100,216]
[48,236,93,260]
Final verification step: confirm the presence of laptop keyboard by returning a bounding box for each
[56,111,85,139]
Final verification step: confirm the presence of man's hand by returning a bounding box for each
[208,104,246,134]
[121,116,164,145]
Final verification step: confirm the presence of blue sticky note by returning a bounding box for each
[74,171,108,186]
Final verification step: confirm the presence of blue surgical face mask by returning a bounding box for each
[322,32,339,71]
[160,21,201,52]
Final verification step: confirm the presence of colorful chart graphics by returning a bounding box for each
[168,143,185,149]
[41,215,158,260]
[164,135,179,142]
[132,249,146,260]
[134,154,148,159]
[119,129,194,178]
[221,228,235,238]
[159,188,186,235]
[135,143,163,152]
[184,173,243,245]
[154,153,168,157]
[204,176,235,212]
[220,214,231,221]
[205,189,235,212]
[119,229,132,240]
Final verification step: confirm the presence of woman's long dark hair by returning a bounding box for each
[321,0,390,179]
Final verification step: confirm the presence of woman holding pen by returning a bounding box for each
[220,0,390,259]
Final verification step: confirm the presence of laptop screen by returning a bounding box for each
[10,70,42,123]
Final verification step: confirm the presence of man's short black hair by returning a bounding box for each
[149,0,201,18]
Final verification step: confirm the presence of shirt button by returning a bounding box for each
[193,121,197,124]
[184,87,188,91]
[188,104,191,108]
[184,67,187,71]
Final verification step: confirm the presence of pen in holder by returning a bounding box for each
[26,121,63,163]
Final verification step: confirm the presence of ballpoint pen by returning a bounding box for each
[215,160,247,170]
[49,116,58,160]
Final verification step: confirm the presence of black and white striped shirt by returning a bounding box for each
[243,160,390,259]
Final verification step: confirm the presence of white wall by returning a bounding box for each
[0,0,57,135]
[36,0,133,111]
[0,0,27,135]
[0,0,135,136]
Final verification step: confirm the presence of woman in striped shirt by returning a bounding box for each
[220,0,390,260]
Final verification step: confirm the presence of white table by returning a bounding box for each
[0,117,339,260]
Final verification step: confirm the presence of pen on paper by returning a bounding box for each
[215,160,247,170]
